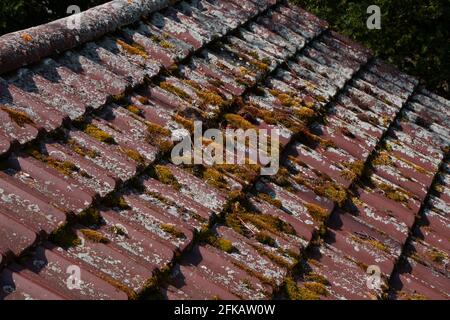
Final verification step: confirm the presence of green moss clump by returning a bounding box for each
[160,81,191,101]
[28,148,80,177]
[300,129,337,149]
[78,208,102,226]
[105,196,131,211]
[344,160,364,176]
[216,238,234,253]
[109,225,128,237]
[80,229,110,244]
[308,180,347,206]
[150,35,175,50]
[351,235,390,253]
[216,164,260,184]
[284,278,320,300]
[304,282,329,297]
[160,224,185,239]
[427,248,448,264]
[305,273,329,285]
[293,175,347,206]
[67,139,100,158]
[49,224,81,248]
[84,124,116,144]
[199,229,235,253]
[272,167,293,189]
[257,192,283,208]
[255,232,277,247]
[154,165,181,190]
[376,182,410,205]
[202,167,229,190]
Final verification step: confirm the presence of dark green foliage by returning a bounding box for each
[0,1,108,36]
[291,0,450,99]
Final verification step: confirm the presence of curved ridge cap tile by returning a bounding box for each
[0,0,175,75]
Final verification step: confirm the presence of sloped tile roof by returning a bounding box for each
[0,0,448,300]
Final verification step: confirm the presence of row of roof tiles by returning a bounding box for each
[0,0,448,300]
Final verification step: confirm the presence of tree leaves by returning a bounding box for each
[292,0,450,99]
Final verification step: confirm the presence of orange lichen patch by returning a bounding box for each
[250,59,270,72]
[397,291,427,300]
[1,106,34,127]
[80,229,110,244]
[235,49,270,72]
[119,147,145,164]
[372,151,392,166]
[224,113,255,130]
[398,157,428,174]
[341,160,365,181]
[116,39,148,59]
[20,33,33,42]
[173,114,195,133]
[305,203,328,225]
[127,105,144,116]
[146,122,171,136]
[182,80,226,107]
[294,106,315,120]
[196,90,225,107]
[160,81,191,101]
[201,167,229,190]
[182,80,202,91]
[269,89,302,108]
